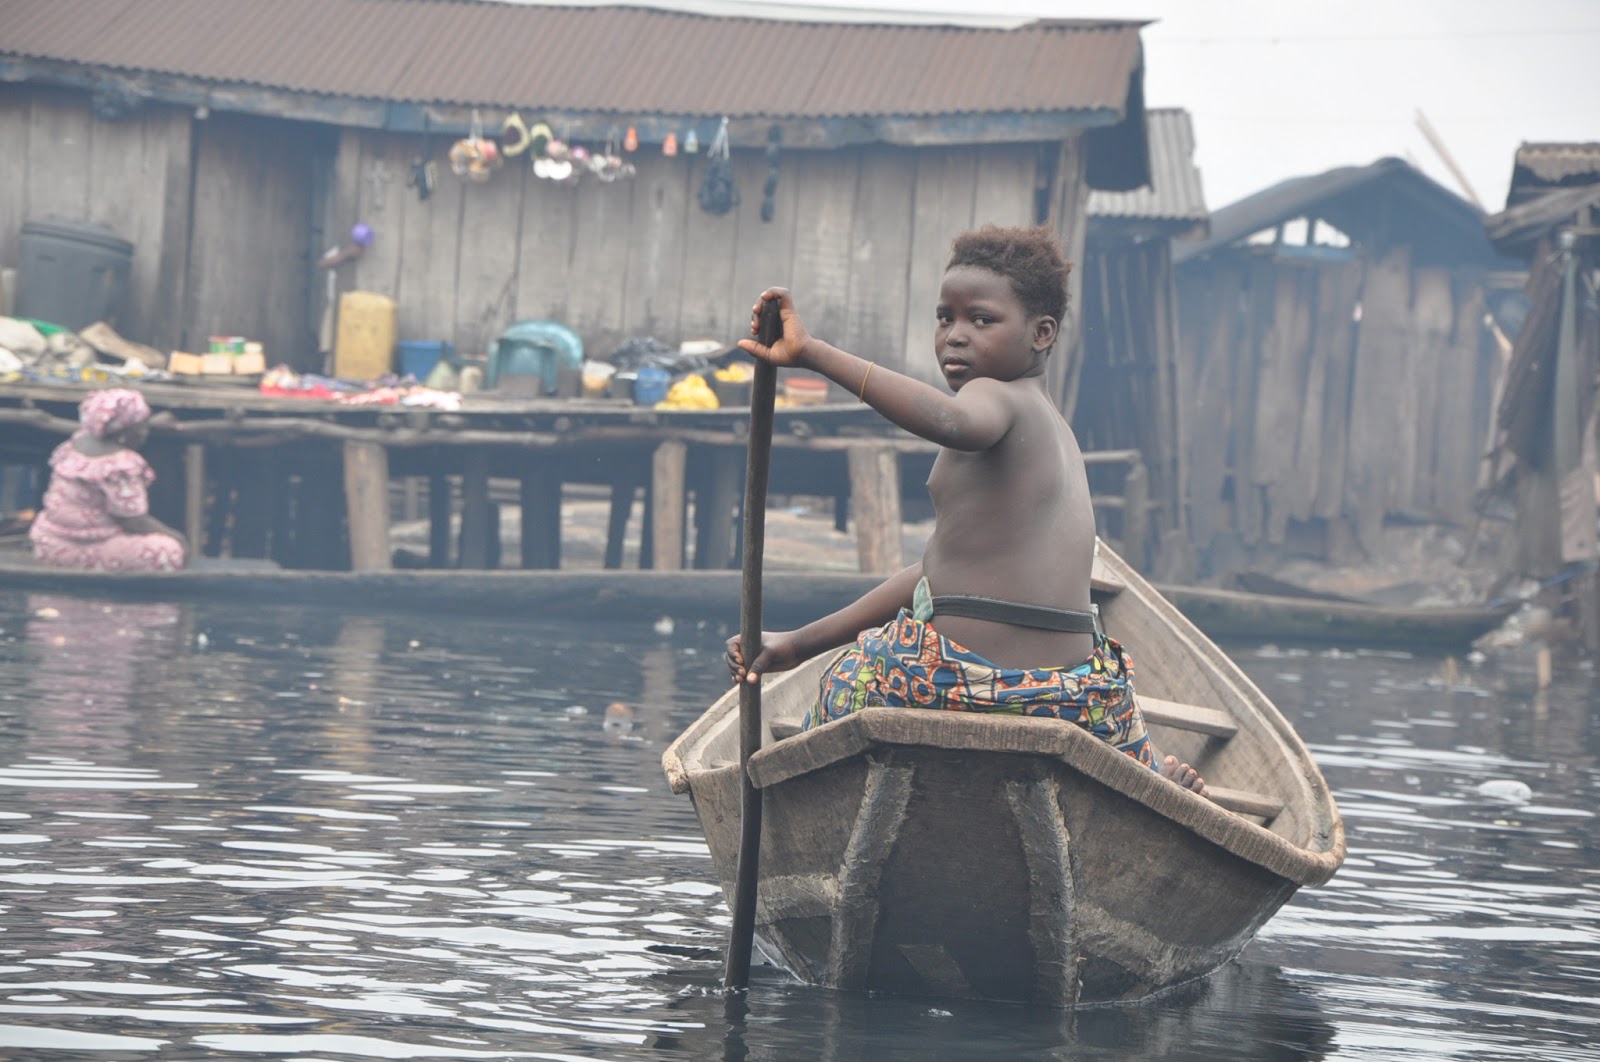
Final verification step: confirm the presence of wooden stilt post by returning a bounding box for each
[605,479,635,569]
[652,438,688,570]
[847,443,902,576]
[342,440,392,572]
[458,450,492,569]
[428,472,451,568]
[520,465,561,569]
[696,446,742,569]
[183,444,206,558]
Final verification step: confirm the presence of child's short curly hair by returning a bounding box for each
[947,225,1070,323]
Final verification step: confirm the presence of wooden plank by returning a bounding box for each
[693,445,741,570]
[970,143,1035,228]
[1138,696,1237,739]
[350,130,408,304]
[1206,786,1284,821]
[183,444,206,556]
[844,145,917,367]
[675,151,742,341]
[1256,265,1317,543]
[1344,247,1412,554]
[428,472,451,567]
[624,152,693,344]
[564,170,635,357]
[454,159,525,357]
[395,164,464,352]
[1433,280,1486,521]
[185,113,319,367]
[651,438,688,570]
[26,86,91,225]
[457,449,491,569]
[343,441,392,572]
[847,443,903,575]
[1049,137,1090,414]
[519,465,561,570]
[901,147,978,385]
[1312,260,1363,521]
[1406,268,1456,515]
[788,149,861,359]
[513,175,578,328]
[1232,259,1277,547]
[84,101,163,343]
[728,138,801,346]
[1177,266,1241,549]
[0,88,31,279]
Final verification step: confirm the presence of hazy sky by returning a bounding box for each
[610,0,1600,212]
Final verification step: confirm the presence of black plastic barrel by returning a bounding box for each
[16,218,133,330]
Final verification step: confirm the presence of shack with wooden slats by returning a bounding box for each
[0,1,1152,411]
[1482,146,1600,651]
[1078,107,1209,577]
[1171,158,1519,574]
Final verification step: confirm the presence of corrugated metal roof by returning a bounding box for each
[0,0,1143,120]
[1514,142,1600,184]
[1173,157,1498,268]
[1088,107,1205,223]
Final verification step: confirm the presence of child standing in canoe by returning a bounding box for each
[725,225,1206,794]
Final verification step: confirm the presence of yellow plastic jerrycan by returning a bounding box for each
[333,291,397,380]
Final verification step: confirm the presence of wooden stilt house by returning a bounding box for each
[1078,107,1208,577]
[1483,143,1600,650]
[1171,158,1516,575]
[0,1,1151,409]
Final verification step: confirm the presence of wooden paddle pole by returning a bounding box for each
[724,299,783,991]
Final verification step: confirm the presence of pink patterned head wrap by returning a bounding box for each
[79,389,152,440]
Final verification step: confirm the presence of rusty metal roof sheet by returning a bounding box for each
[1514,142,1600,184]
[1088,107,1206,224]
[0,0,1143,119]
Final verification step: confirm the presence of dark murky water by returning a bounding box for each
[0,589,1595,1060]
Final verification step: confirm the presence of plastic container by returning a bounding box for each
[633,366,671,405]
[783,376,829,405]
[334,291,398,380]
[487,320,584,393]
[397,340,455,381]
[16,218,133,330]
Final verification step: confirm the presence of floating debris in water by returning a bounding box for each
[1475,779,1533,804]
[654,616,675,636]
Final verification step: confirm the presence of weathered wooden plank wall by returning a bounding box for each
[185,112,327,365]
[0,86,192,350]
[331,132,1054,381]
[1076,238,1184,566]
[2,84,1077,392]
[1176,250,1497,568]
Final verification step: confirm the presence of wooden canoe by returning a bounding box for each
[662,541,1346,1006]
[1155,582,1516,650]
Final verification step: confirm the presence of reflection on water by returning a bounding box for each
[0,591,1595,1060]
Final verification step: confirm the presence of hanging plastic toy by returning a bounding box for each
[448,110,501,182]
[663,131,678,157]
[684,127,699,154]
[624,126,639,152]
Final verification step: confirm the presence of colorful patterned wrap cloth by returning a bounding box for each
[807,581,1157,770]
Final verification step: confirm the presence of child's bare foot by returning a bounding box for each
[1160,755,1209,797]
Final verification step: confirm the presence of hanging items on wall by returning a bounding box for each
[684,127,699,154]
[697,116,738,216]
[624,126,639,152]
[408,116,438,201]
[501,112,533,157]
[449,110,501,182]
[761,124,782,223]
[663,131,678,157]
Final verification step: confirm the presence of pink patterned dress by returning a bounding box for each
[29,437,185,572]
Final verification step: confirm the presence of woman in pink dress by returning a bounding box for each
[29,389,188,571]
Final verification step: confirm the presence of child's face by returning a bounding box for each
[934,266,1055,391]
